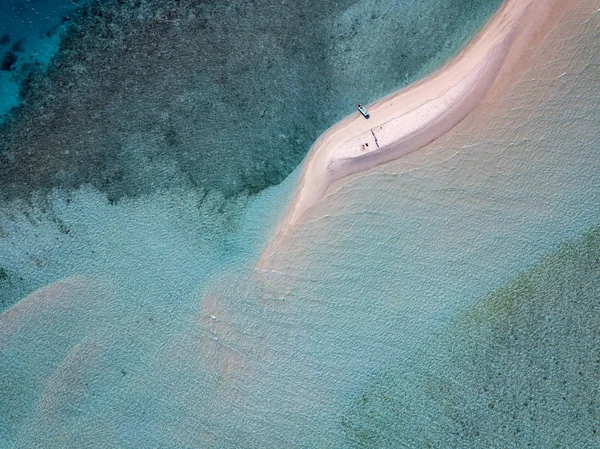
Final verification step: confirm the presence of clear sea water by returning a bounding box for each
[1,1,599,448]
[0,0,89,121]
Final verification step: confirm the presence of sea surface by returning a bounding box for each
[1,0,599,448]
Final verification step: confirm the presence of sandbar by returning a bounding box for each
[266,0,568,256]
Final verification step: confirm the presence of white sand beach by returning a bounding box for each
[266,0,572,251]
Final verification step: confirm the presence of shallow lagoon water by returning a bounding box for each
[1,0,600,447]
[0,181,297,447]
[341,228,600,447]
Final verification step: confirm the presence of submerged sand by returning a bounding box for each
[1,0,598,446]
[264,0,573,261]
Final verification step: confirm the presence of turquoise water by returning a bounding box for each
[1,0,600,448]
[341,227,600,447]
[0,180,298,447]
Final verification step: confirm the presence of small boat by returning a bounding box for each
[357,104,370,119]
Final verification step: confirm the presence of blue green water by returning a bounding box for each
[1,0,600,447]
[340,227,600,447]
[0,0,89,121]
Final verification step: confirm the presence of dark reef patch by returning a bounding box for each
[1,51,17,71]
[10,39,25,53]
[0,0,345,203]
[0,0,502,204]
[0,266,23,310]
[342,227,600,448]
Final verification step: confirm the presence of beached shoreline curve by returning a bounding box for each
[260,0,568,265]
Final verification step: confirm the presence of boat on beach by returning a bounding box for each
[357,104,370,119]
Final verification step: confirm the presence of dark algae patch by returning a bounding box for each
[0,0,501,205]
[1,51,17,71]
[10,39,25,53]
[342,227,600,448]
[0,0,348,204]
[0,267,21,310]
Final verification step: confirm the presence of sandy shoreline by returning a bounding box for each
[262,0,569,262]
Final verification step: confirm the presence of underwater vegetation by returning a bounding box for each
[0,38,25,72]
[0,0,501,205]
[341,227,600,448]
